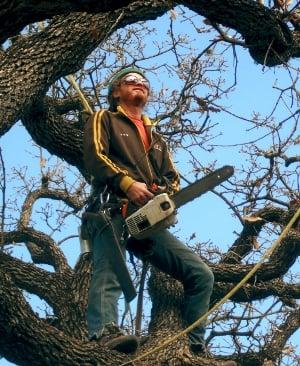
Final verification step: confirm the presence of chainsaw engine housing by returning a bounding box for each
[125,193,177,239]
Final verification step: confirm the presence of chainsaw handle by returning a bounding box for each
[149,183,167,195]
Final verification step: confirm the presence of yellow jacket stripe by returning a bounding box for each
[92,110,129,176]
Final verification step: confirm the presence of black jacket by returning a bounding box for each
[83,106,180,196]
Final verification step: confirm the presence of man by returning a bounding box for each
[83,67,214,355]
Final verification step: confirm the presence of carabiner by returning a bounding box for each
[100,186,110,205]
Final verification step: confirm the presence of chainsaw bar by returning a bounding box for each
[172,165,234,209]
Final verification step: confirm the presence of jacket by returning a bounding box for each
[83,106,180,197]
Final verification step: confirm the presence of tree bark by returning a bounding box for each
[1,1,300,140]
[1,1,300,365]
[0,0,133,43]
[0,271,129,366]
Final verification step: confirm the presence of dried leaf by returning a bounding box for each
[196,97,209,111]
[282,345,295,354]
[285,0,293,7]
[169,9,178,20]
[290,10,300,24]
[263,361,274,366]
[40,157,46,169]
[253,239,260,250]
[203,18,211,25]
[243,216,263,223]
[274,0,292,9]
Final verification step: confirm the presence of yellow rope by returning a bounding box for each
[66,74,93,114]
[120,207,300,366]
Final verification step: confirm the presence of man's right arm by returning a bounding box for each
[83,110,135,193]
[126,182,154,206]
[83,110,154,205]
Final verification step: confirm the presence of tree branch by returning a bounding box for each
[19,186,84,228]
[213,228,300,282]
[1,228,71,274]
[182,0,299,65]
[22,98,88,178]
[0,0,133,44]
[0,271,129,366]
[221,205,300,265]
[0,1,173,137]
[0,250,62,310]
[228,307,300,366]
[263,307,300,362]
[213,279,300,303]
[2,0,300,139]
[51,97,83,115]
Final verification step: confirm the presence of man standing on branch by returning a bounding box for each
[83,67,215,356]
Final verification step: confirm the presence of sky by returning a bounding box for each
[1,5,299,366]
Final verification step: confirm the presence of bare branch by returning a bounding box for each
[1,228,71,274]
[0,0,133,43]
[0,270,129,366]
[19,186,84,228]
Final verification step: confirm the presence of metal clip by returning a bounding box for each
[100,186,110,205]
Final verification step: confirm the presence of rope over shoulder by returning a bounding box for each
[66,74,93,114]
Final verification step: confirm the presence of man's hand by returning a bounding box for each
[126,182,154,206]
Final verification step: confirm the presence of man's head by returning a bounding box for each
[108,67,150,112]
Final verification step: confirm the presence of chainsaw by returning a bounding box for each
[125,165,234,239]
[81,165,234,303]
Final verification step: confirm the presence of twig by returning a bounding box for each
[135,262,149,336]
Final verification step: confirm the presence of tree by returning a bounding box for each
[0,1,300,365]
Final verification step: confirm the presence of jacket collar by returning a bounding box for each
[116,105,156,126]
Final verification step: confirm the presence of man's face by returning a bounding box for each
[112,73,150,108]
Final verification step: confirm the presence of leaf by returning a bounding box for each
[169,9,178,20]
[253,239,260,250]
[243,216,263,223]
[40,157,46,169]
[263,361,274,366]
[274,0,292,9]
[203,18,211,25]
[196,97,209,111]
[282,345,295,354]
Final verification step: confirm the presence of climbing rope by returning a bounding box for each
[66,74,93,114]
[119,206,300,366]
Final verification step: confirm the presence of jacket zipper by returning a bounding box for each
[119,109,154,186]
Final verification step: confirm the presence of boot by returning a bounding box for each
[92,323,139,354]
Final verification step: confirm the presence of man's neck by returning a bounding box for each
[119,103,143,120]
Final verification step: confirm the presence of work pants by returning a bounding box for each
[86,213,214,347]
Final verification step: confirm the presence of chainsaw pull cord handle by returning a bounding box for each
[150,183,158,193]
[121,201,129,218]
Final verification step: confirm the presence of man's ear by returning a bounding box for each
[112,86,120,98]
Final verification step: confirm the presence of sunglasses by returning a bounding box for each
[121,75,150,90]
